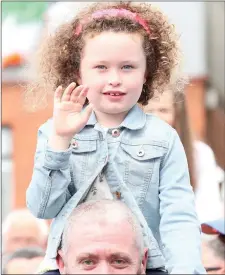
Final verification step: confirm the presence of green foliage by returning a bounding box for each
[2,2,49,23]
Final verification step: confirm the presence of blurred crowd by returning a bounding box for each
[2,209,48,274]
[2,208,224,274]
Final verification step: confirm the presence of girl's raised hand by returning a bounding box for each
[49,83,93,150]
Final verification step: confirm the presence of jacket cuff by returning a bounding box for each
[43,145,73,170]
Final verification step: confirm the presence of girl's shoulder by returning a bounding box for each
[123,112,177,150]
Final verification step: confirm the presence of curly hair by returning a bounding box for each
[26,2,181,110]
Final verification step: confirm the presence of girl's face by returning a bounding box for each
[144,90,175,126]
[79,32,146,123]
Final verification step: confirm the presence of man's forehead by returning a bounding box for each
[65,219,136,249]
[66,236,138,259]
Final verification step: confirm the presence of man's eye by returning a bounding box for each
[122,65,133,70]
[81,259,95,266]
[111,259,127,267]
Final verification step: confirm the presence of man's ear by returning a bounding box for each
[56,250,65,274]
[140,248,148,274]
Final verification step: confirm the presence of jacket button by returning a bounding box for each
[115,191,121,199]
[112,129,120,137]
[71,140,78,148]
[137,149,145,157]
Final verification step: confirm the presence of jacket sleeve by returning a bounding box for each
[26,120,74,219]
[159,129,206,274]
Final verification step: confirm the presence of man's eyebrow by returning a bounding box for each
[110,252,133,262]
[76,253,98,260]
[76,252,132,260]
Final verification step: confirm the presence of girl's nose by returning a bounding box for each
[108,71,121,87]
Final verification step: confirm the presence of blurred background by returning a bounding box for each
[3,1,224,216]
[1,2,225,274]
[2,0,224,215]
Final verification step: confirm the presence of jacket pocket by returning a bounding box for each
[70,139,98,188]
[71,139,97,154]
[118,142,165,207]
[120,143,164,186]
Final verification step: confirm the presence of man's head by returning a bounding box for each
[57,200,148,274]
[201,219,225,274]
[2,208,49,254]
[2,247,45,274]
[202,236,225,274]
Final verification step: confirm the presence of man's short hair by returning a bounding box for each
[207,234,225,261]
[61,200,144,257]
[2,247,45,274]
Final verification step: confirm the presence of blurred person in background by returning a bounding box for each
[2,247,45,274]
[2,208,49,255]
[143,82,224,223]
[201,219,225,274]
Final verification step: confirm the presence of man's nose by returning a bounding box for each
[97,262,112,274]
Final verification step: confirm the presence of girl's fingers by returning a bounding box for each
[61,82,76,102]
[76,86,89,106]
[54,86,63,103]
[80,104,93,123]
[70,85,86,103]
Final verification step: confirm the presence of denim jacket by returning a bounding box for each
[26,105,206,274]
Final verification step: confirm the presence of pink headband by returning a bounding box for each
[75,8,150,36]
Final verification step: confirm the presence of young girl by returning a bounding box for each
[144,85,224,224]
[26,2,206,274]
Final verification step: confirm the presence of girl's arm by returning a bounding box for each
[26,121,74,219]
[26,83,92,219]
[159,129,206,274]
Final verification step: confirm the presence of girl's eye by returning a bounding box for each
[122,65,134,70]
[95,65,107,70]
